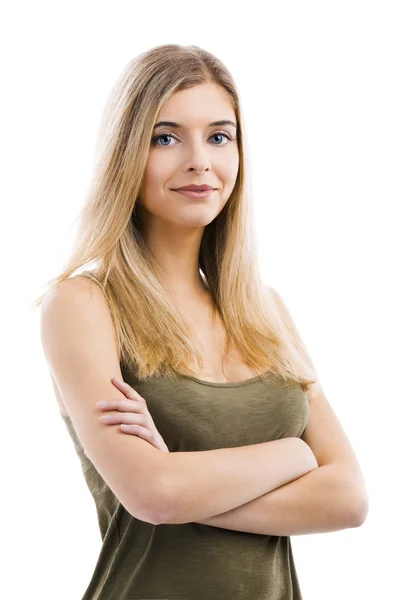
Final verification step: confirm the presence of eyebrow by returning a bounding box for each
[153,119,237,130]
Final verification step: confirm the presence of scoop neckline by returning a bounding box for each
[184,370,275,388]
[59,371,277,420]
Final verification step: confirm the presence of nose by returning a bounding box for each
[183,139,212,173]
[187,163,210,173]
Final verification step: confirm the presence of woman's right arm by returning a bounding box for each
[42,275,316,527]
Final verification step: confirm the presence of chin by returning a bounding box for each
[176,213,217,227]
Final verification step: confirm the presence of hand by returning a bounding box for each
[95,377,170,453]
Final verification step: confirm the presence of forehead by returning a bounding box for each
[156,82,236,127]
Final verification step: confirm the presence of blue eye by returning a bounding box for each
[151,131,234,147]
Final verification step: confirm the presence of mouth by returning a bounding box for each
[172,188,216,192]
[172,188,216,198]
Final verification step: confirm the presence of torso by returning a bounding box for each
[53,290,261,416]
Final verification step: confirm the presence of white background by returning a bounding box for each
[2,1,399,598]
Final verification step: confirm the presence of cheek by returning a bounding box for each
[146,154,175,187]
[220,160,239,194]
[219,148,239,178]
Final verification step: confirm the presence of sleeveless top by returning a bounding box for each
[60,363,309,600]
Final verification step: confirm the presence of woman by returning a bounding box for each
[33,43,367,599]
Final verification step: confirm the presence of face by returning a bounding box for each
[137,82,239,231]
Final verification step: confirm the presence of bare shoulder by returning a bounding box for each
[41,275,113,345]
[40,274,173,525]
[42,274,105,307]
[263,284,291,320]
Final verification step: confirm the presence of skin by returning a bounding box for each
[96,82,242,446]
[137,81,239,306]
[56,82,243,420]
[70,86,368,533]
[97,378,170,451]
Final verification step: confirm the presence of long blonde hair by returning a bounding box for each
[31,43,318,392]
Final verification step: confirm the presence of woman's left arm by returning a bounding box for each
[195,461,367,535]
[102,376,368,535]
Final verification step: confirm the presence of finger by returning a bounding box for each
[96,398,143,413]
[100,412,149,427]
[111,377,146,404]
[155,435,170,453]
[119,422,169,453]
[119,423,154,441]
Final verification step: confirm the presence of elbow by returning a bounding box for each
[153,463,187,525]
[149,468,178,526]
[335,464,369,528]
[123,458,177,526]
[128,484,175,526]
[349,493,369,528]
[151,497,176,525]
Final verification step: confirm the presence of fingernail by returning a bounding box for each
[112,377,123,384]
[97,401,109,408]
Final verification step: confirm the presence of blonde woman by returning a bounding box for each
[33,44,368,600]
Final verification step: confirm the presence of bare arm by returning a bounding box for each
[193,462,365,535]
[164,437,317,524]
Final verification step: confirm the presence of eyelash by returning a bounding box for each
[151,131,234,147]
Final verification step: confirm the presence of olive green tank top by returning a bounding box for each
[61,364,309,599]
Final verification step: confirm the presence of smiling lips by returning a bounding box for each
[173,184,216,191]
[172,188,216,199]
